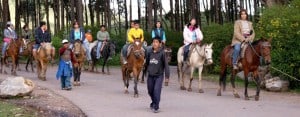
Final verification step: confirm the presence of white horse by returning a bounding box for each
[177,43,213,93]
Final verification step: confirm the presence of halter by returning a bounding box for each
[248,41,271,64]
[194,44,213,62]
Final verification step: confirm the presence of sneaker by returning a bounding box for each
[150,103,154,111]
[233,65,238,70]
[65,87,72,91]
[153,109,159,113]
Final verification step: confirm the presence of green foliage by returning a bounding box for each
[0,101,37,117]
[256,0,300,89]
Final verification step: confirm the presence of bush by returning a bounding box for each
[257,0,300,89]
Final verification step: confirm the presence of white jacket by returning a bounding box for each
[183,25,203,45]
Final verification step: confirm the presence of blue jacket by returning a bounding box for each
[56,60,73,79]
[70,28,85,43]
[151,28,166,42]
[34,27,51,44]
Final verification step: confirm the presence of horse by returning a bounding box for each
[18,40,35,72]
[217,38,271,101]
[35,43,54,81]
[121,39,145,97]
[0,38,25,75]
[72,41,86,86]
[140,45,172,86]
[90,40,116,74]
[177,43,213,93]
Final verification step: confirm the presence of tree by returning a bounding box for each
[2,0,10,29]
[15,0,21,34]
[76,0,84,26]
[147,0,153,31]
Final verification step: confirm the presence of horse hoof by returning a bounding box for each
[164,82,169,86]
[134,94,139,98]
[18,69,21,71]
[234,94,240,98]
[124,90,129,94]
[4,71,7,74]
[198,89,204,93]
[180,86,186,90]
[245,96,250,100]
[255,96,259,101]
[187,88,192,92]
[141,81,145,83]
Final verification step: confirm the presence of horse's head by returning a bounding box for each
[132,39,144,58]
[164,47,172,63]
[257,38,272,65]
[41,43,53,61]
[108,41,116,56]
[202,43,213,65]
[21,38,28,50]
[73,41,83,56]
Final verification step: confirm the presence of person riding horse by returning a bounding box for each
[69,21,85,49]
[121,20,145,65]
[2,21,17,58]
[33,21,55,61]
[232,9,255,70]
[151,21,166,45]
[183,18,203,65]
[84,29,93,62]
[96,25,110,59]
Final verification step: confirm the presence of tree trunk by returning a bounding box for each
[70,0,75,22]
[84,0,88,25]
[170,0,174,30]
[61,0,65,30]
[129,0,132,21]
[45,0,51,33]
[2,0,10,29]
[137,0,141,21]
[159,0,163,21]
[106,0,111,30]
[148,0,153,31]
[15,0,21,35]
[117,0,121,34]
[153,0,157,22]
[145,0,148,30]
[124,0,128,30]
[88,0,94,26]
[76,0,84,26]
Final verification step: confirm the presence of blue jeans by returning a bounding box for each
[147,74,164,110]
[83,40,91,61]
[60,76,72,89]
[122,44,130,57]
[96,41,103,59]
[232,44,241,65]
[2,42,8,56]
[33,44,40,50]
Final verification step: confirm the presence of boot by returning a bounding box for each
[122,55,128,65]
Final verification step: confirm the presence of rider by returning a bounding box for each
[22,24,31,41]
[121,20,144,65]
[231,9,255,69]
[151,21,166,45]
[96,25,110,59]
[84,29,93,62]
[2,21,17,58]
[183,18,203,65]
[69,21,85,49]
[33,21,55,60]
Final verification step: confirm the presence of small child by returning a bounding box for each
[56,39,77,90]
[146,37,170,113]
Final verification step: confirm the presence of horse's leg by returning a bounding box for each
[188,67,194,92]
[133,69,139,98]
[141,65,146,83]
[243,70,250,100]
[25,57,30,72]
[122,68,129,94]
[11,56,17,76]
[36,61,41,79]
[40,61,47,81]
[198,65,204,93]
[106,58,110,74]
[231,70,240,98]
[102,58,106,73]
[178,63,186,90]
[253,70,260,101]
[30,56,34,72]
[217,64,227,96]
[0,58,3,74]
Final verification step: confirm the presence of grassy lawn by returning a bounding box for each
[0,101,38,117]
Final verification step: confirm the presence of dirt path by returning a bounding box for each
[4,65,300,117]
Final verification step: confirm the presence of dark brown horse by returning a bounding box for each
[0,38,25,75]
[121,39,145,97]
[72,41,86,86]
[18,40,35,72]
[217,38,272,101]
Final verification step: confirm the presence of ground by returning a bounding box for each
[1,64,300,117]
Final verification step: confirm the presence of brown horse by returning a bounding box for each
[36,43,54,81]
[121,39,145,97]
[0,38,25,75]
[217,38,272,101]
[72,41,86,86]
[18,40,35,72]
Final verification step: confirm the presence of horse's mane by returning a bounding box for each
[251,38,268,46]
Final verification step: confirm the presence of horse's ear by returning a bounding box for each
[209,43,213,48]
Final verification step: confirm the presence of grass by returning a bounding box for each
[0,100,38,117]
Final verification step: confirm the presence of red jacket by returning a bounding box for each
[59,47,77,63]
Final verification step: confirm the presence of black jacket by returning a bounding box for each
[146,48,170,78]
[35,27,51,44]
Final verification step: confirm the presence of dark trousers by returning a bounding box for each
[184,44,191,61]
[147,74,164,110]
